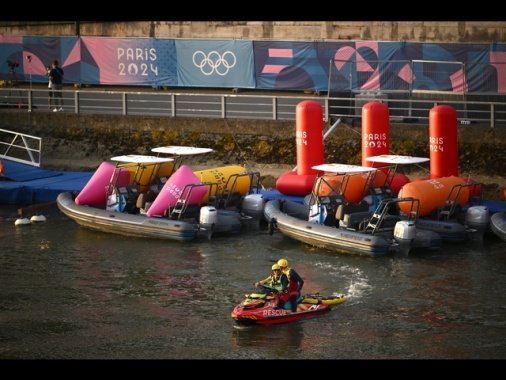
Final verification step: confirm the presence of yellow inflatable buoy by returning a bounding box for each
[124,160,175,193]
[194,165,251,204]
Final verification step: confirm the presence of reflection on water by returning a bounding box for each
[1,207,505,359]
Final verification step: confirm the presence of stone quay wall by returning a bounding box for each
[1,21,506,43]
[1,110,505,183]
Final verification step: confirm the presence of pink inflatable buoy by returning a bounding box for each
[76,162,130,205]
[147,165,207,217]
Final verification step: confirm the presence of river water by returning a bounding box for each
[1,205,505,360]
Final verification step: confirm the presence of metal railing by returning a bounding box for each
[0,128,42,166]
[1,87,506,128]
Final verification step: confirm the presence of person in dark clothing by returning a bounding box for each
[49,59,64,112]
[46,65,53,109]
[277,258,304,312]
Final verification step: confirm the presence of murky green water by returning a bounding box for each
[1,207,505,359]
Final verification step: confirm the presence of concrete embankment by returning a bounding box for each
[1,109,505,199]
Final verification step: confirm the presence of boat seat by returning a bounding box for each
[136,192,147,209]
[342,211,373,230]
[115,185,140,213]
[335,200,370,222]
[167,202,201,221]
[367,214,401,231]
[380,215,401,229]
[209,191,243,210]
[154,176,170,191]
[136,191,158,214]
[320,195,345,226]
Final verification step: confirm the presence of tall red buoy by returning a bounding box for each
[429,105,459,179]
[276,100,324,196]
[362,102,389,167]
[295,100,324,175]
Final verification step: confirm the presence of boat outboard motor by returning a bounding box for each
[199,205,218,239]
[241,194,266,222]
[393,220,416,255]
[465,205,491,241]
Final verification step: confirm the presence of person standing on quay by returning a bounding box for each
[46,65,53,110]
[49,60,64,112]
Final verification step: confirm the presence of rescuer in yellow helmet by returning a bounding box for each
[277,258,304,312]
[255,263,285,292]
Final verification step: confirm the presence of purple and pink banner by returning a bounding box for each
[1,35,505,93]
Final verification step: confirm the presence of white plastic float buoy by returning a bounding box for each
[15,217,31,226]
[30,214,47,222]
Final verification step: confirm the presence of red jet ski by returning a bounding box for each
[231,285,347,326]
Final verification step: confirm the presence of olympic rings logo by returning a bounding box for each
[193,51,236,76]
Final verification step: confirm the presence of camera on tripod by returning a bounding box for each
[7,60,19,69]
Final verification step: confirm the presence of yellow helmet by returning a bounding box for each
[271,264,280,270]
[277,259,288,268]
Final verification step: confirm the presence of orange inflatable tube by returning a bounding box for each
[317,173,372,203]
[398,176,470,217]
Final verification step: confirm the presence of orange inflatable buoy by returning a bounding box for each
[388,172,410,195]
[0,159,4,176]
[317,173,369,203]
[398,176,469,217]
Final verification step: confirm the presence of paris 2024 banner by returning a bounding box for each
[1,35,505,93]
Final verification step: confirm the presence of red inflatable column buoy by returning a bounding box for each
[429,105,459,179]
[276,100,324,196]
[362,102,389,167]
[295,100,324,176]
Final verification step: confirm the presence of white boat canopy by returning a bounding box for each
[312,163,378,173]
[365,155,430,165]
[151,146,213,156]
[110,155,175,164]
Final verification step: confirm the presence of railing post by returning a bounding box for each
[491,103,495,128]
[74,91,78,114]
[26,89,32,112]
[122,92,127,115]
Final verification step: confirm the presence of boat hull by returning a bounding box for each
[490,211,506,242]
[264,199,442,255]
[415,218,468,243]
[264,199,391,256]
[57,191,200,241]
